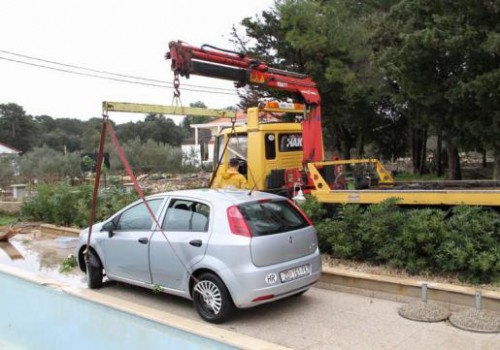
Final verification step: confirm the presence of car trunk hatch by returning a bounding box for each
[237,199,317,267]
[250,226,317,267]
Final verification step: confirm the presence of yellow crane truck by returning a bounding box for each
[104,40,500,210]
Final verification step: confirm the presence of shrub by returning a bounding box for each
[109,138,183,174]
[319,201,500,284]
[390,208,449,275]
[356,198,405,263]
[18,146,83,182]
[21,182,140,227]
[0,157,15,192]
[297,195,326,224]
[436,206,500,283]
[316,204,364,257]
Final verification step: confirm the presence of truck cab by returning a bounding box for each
[211,107,306,195]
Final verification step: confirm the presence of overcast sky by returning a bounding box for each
[0,0,275,123]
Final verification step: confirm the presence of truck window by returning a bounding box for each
[214,133,248,165]
[279,133,303,152]
[265,133,276,160]
[228,133,247,160]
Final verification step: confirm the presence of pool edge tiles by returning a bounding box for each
[0,264,291,350]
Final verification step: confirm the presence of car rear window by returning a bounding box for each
[238,199,309,236]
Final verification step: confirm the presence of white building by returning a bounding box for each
[0,142,21,156]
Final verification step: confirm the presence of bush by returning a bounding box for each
[390,208,449,275]
[297,195,326,224]
[18,146,83,182]
[436,206,500,283]
[109,138,183,174]
[21,182,139,227]
[318,200,500,284]
[316,204,364,257]
[356,198,405,263]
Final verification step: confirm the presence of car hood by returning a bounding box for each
[79,221,105,238]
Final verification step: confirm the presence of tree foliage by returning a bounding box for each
[236,0,407,159]
[371,0,500,178]
[108,138,183,174]
[0,103,38,152]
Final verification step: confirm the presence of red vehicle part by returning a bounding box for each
[166,40,324,162]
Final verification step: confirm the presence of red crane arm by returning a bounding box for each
[165,40,323,161]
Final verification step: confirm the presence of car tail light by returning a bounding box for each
[227,205,252,237]
[287,199,313,226]
[252,294,275,302]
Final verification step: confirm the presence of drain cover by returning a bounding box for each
[398,301,451,322]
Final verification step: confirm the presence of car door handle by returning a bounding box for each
[189,239,202,247]
[138,237,149,244]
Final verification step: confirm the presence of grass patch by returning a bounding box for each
[0,214,17,226]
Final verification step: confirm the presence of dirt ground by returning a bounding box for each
[322,254,500,293]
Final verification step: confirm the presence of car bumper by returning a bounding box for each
[226,250,322,308]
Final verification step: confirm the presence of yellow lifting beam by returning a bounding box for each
[102,101,237,118]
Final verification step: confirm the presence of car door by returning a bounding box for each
[149,197,211,291]
[103,197,164,284]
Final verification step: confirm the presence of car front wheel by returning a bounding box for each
[192,273,234,323]
[85,250,103,289]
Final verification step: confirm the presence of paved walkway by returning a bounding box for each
[97,282,499,349]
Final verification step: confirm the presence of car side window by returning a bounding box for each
[162,199,210,232]
[115,198,163,231]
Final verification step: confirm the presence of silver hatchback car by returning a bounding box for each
[77,188,321,323]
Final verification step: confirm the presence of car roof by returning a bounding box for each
[147,188,285,205]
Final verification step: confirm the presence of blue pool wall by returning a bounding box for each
[0,267,238,350]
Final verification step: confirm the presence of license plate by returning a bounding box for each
[280,264,310,282]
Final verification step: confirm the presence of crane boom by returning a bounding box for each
[165,40,324,162]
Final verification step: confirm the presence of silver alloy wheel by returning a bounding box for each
[194,280,222,314]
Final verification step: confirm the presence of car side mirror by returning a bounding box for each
[102,221,116,237]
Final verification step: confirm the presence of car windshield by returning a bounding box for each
[238,200,309,236]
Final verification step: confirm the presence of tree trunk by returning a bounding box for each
[446,143,462,180]
[409,126,427,174]
[356,134,364,158]
[333,124,352,160]
[418,128,427,175]
[341,140,351,160]
[436,131,443,177]
[493,150,500,180]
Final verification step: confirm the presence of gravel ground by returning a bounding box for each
[398,301,452,322]
[449,309,500,333]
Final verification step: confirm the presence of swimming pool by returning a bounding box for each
[0,265,238,350]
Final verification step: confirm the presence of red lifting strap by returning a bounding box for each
[84,119,107,254]
[84,118,161,254]
[84,116,199,284]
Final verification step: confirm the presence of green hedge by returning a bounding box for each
[312,199,500,284]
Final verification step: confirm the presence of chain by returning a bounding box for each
[173,74,181,98]
[171,73,184,113]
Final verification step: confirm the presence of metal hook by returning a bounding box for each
[173,74,181,98]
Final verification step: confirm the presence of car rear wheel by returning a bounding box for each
[192,273,234,323]
[85,250,103,289]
